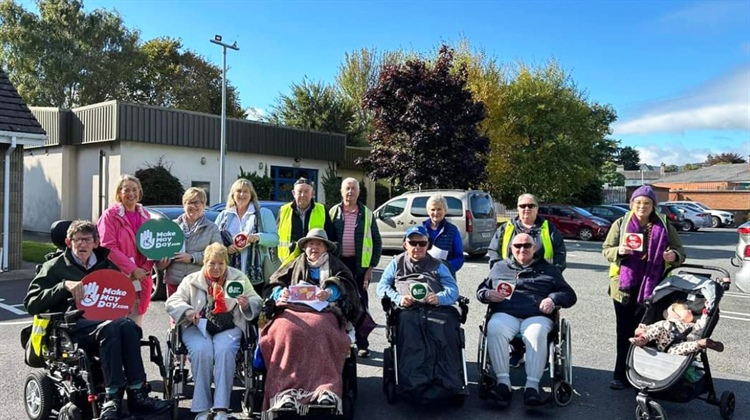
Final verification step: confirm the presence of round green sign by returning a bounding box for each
[226,281,244,298]
[410,283,428,301]
[136,218,185,260]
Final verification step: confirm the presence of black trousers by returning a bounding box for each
[340,256,370,349]
[612,298,643,381]
[72,317,145,390]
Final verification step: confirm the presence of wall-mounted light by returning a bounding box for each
[200,157,207,165]
[258,162,264,170]
[294,157,301,163]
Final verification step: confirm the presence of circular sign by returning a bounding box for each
[410,283,428,301]
[233,233,248,249]
[136,219,185,260]
[497,282,513,296]
[625,233,643,251]
[226,281,244,298]
[76,269,136,321]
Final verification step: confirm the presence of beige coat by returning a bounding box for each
[165,266,262,334]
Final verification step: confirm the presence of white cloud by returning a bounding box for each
[659,0,750,32]
[636,140,750,166]
[613,66,750,135]
[245,107,267,122]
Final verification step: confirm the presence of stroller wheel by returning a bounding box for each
[553,381,573,406]
[635,400,667,420]
[720,391,735,420]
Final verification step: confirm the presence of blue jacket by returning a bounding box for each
[422,218,464,273]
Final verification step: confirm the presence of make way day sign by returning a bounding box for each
[77,269,136,320]
[625,233,644,252]
[136,219,185,260]
[410,283,429,301]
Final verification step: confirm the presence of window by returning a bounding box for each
[271,166,318,202]
[382,198,407,218]
[470,194,495,219]
[410,196,463,217]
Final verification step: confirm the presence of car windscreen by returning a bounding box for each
[469,194,495,219]
[410,196,463,217]
[572,206,594,217]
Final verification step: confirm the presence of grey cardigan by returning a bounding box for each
[164,215,223,286]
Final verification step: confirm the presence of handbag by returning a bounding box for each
[204,286,235,335]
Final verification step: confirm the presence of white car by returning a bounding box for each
[659,203,712,232]
[661,200,734,228]
[731,221,750,293]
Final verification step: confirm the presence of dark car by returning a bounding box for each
[581,205,628,223]
[208,200,285,219]
[537,204,611,241]
[601,203,685,231]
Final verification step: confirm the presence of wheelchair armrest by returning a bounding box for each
[458,296,470,324]
[37,311,65,320]
[381,296,394,313]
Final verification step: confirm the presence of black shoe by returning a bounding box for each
[509,352,525,368]
[523,388,551,407]
[358,348,371,358]
[126,387,172,415]
[99,396,131,420]
[609,379,630,390]
[487,383,512,407]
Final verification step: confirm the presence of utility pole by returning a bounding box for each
[210,35,239,201]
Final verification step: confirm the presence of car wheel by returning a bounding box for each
[577,227,593,241]
[681,220,694,232]
[711,216,721,228]
[151,268,167,301]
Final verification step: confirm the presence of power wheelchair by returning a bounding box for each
[21,308,168,420]
[476,306,574,407]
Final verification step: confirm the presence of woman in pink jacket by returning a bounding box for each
[97,174,166,325]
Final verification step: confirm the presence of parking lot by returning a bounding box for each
[0,228,748,419]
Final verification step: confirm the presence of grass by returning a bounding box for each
[23,241,57,263]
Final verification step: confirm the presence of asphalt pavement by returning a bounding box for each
[1,228,748,420]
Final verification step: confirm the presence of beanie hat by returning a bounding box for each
[630,185,657,204]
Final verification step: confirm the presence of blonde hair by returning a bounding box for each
[115,174,143,203]
[203,242,229,265]
[182,187,207,205]
[226,178,260,212]
[426,194,448,212]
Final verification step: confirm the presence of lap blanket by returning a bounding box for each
[260,305,350,413]
[396,305,466,403]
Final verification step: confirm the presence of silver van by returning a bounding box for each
[373,189,496,257]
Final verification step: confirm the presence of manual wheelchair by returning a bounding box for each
[21,308,167,420]
[476,306,574,407]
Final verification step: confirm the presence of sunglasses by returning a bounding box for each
[407,240,429,248]
[512,243,533,249]
[518,204,537,209]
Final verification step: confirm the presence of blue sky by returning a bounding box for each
[26,0,750,165]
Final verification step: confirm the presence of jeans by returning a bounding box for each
[72,318,145,389]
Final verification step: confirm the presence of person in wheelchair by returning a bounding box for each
[261,229,361,414]
[23,220,171,420]
[376,225,463,403]
[476,233,577,407]
[165,242,262,420]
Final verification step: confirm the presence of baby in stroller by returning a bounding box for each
[630,302,724,356]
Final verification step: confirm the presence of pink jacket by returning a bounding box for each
[97,202,154,315]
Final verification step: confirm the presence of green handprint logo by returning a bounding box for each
[140,229,155,249]
[81,282,100,307]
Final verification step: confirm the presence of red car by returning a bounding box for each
[538,204,611,241]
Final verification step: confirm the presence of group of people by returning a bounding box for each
[24,172,697,417]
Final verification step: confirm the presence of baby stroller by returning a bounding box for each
[626,264,735,420]
[381,295,470,406]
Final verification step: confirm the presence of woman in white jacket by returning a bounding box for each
[166,243,262,420]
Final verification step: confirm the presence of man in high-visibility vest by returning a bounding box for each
[23,220,171,420]
[329,178,382,357]
[277,177,338,261]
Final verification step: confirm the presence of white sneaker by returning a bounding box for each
[194,411,210,420]
[213,411,231,420]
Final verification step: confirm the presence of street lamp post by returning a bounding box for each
[210,35,239,201]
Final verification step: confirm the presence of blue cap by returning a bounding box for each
[404,226,429,239]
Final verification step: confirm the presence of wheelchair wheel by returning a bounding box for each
[57,402,82,420]
[24,371,55,420]
[553,381,573,407]
[559,318,573,385]
[635,400,668,420]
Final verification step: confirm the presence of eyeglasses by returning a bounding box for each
[71,237,95,245]
[407,240,429,248]
[518,204,537,209]
[184,200,203,207]
[512,243,533,249]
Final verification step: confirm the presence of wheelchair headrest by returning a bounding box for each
[50,220,73,250]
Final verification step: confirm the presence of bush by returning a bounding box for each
[321,163,342,209]
[136,157,185,205]
[375,183,390,208]
[238,166,274,200]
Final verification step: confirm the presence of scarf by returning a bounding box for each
[178,214,204,242]
[305,252,330,285]
[202,268,227,314]
[618,214,668,304]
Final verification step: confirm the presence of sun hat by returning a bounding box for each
[297,228,337,252]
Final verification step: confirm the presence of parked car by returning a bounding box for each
[537,204,611,241]
[731,221,750,293]
[581,205,628,223]
[145,205,220,222]
[658,202,711,232]
[662,200,734,228]
[374,189,496,258]
[208,200,285,219]
[609,203,630,210]
[657,204,687,231]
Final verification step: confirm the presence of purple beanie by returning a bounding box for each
[630,185,657,204]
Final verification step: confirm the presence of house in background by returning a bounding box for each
[26,100,374,233]
[0,69,46,271]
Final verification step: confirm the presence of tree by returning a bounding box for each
[237,166,273,200]
[601,161,626,186]
[486,60,617,207]
[662,164,679,173]
[0,0,141,107]
[269,77,362,146]
[136,157,184,205]
[681,163,703,171]
[706,152,747,165]
[358,45,489,190]
[321,163,341,209]
[616,146,641,170]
